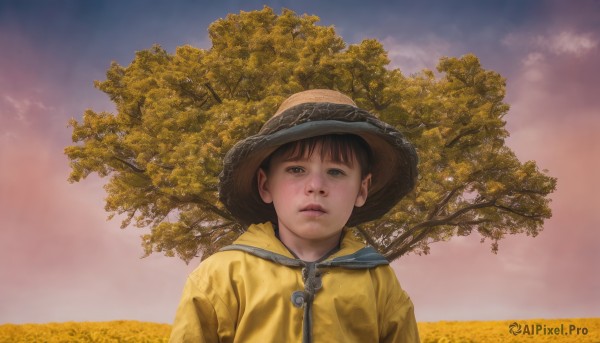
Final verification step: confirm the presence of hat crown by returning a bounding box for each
[274,89,356,116]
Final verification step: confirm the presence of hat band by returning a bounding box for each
[262,120,381,147]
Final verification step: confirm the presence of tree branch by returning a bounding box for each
[204,82,223,104]
[386,199,497,255]
[512,188,548,195]
[447,218,493,227]
[388,216,499,260]
[230,74,245,97]
[387,226,433,260]
[180,85,210,106]
[427,186,462,220]
[149,161,175,171]
[355,224,381,250]
[189,219,235,233]
[170,194,234,222]
[445,127,480,148]
[112,156,146,173]
[494,204,544,219]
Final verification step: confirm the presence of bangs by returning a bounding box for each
[263,134,372,177]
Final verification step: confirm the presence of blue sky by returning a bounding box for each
[1,0,599,325]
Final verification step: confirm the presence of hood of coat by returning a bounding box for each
[234,221,367,261]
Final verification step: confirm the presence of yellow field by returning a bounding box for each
[0,320,171,343]
[0,318,598,342]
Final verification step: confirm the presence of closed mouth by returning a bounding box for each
[300,204,326,213]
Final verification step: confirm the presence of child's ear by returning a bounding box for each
[354,173,371,207]
[257,168,273,204]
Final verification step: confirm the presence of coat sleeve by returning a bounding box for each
[377,267,420,343]
[380,291,420,343]
[168,275,231,343]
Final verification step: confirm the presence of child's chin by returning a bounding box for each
[295,226,342,240]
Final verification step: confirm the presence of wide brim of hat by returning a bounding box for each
[219,102,418,227]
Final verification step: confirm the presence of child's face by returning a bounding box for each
[257,145,371,244]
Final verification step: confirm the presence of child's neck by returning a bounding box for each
[277,227,342,262]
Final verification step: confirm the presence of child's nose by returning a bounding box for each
[305,173,328,196]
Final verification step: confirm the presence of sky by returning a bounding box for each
[0,0,599,325]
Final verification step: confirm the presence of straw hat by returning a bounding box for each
[218,89,418,227]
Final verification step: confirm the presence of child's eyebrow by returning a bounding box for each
[326,160,354,167]
[280,156,354,167]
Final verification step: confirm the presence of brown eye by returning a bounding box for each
[287,166,304,174]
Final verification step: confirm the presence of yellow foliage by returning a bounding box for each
[485,180,505,195]
[1,318,598,342]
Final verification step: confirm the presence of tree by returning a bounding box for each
[65,7,556,263]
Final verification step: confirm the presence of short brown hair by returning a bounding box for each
[261,134,372,178]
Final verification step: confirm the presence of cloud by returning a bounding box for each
[503,30,598,57]
[2,94,51,124]
[522,52,544,67]
[536,31,598,56]
[503,27,600,105]
[381,36,452,74]
[519,52,547,83]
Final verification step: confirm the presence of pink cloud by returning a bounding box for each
[536,31,598,56]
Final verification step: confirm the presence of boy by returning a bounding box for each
[169,89,420,342]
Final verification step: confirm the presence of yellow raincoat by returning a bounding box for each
[169,222,419,342]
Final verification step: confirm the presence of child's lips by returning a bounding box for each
[300,204,327,216]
